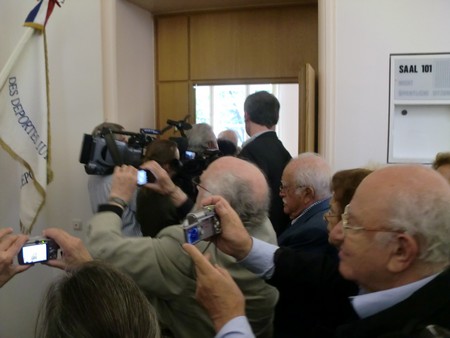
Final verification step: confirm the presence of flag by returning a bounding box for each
[0,1,59,234]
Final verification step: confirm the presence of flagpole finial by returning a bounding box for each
[24,0,60,31]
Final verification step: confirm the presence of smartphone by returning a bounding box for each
[18,237,59,265]
[137,169,156,186]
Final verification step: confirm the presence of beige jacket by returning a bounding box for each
[86,212,279,338]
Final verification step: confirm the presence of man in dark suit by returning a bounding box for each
[184,165,450,338]
[277,153,333,254]
[238,91,291,235]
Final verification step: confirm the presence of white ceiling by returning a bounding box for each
[126,0,317,15]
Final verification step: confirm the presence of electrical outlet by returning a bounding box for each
[72,219,82,231]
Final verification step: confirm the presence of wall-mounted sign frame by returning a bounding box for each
[388,53,450,164]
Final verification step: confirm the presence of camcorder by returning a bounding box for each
[17,237,59,265]
[79,128,157,176]
[183,205,221,244]
[79,118,194,176]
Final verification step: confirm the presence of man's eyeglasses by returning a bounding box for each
[323,210,340,223]
[341,204,404,235]
[192,176,212,194]
[279,182,307,193]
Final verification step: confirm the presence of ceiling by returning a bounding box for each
[126,0,317,15]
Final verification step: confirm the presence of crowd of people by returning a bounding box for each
[1,91,450,337]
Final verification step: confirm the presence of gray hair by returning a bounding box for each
[186,123,218,153]
[36,261,160,338]
[385,187,450,265]
[205,172,269,226]
[292,152,332,200]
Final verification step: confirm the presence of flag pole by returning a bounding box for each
[0,28,34,92]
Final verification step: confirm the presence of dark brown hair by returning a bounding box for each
[331,168,373,215]
[143,139,178,164]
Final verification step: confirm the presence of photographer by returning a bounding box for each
[136,139,190,237]
[87,122,142,237]
[85,157,279,338]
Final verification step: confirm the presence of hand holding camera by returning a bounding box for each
[183,205,221,245]
[194,196,253,260]
[109,165,139,206]
[41,228,93,270]
[0,228,31,287]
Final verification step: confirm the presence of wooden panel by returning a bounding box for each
[190,5,318,80]
[156,16,189,81]
[157,82,190,136]
[299,63,316,152]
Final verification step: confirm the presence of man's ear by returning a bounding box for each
[244,111,249,122]
[303,186,315,202]
[387,233,419,273]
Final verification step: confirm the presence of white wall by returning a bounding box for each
[0,1,154,336]
[116,0,155,131]
[324,0,450,171]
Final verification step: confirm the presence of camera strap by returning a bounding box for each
[104,131,124,166]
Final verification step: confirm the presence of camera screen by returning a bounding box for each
[137,169,156,186]
[21,243,48,264]
[185,151,196,160]
[137,170,148,185]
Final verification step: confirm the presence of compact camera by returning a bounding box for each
[137,169,156,186]
[17,237,59,265]
[183,205,221,244]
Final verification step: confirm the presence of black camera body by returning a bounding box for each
[18,237,59,265]
[79,128,156,175]
[183,205,221,244]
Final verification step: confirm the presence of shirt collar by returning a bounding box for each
[290,198,328,225]
[241,130,274,148]
[351,273,438,318]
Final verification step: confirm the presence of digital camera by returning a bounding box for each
[18,237,59,265]
[183,205,221,244]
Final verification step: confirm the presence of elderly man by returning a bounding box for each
[185,122,219,154]
[277,153,333,254]
[85,156,279,338]
[185,165,450,338]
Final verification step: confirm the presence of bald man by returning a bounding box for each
[86,157,278,338]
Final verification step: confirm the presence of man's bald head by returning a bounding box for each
[199,156,270,225]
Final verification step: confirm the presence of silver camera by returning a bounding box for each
[183,205,221,244]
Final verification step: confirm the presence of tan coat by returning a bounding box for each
[86,212,279,338]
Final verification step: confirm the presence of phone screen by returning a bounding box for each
[21,243,48,264]
[137,169,156,186]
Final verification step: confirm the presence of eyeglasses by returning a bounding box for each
[341,204,404,235]
[192,176,212,194]
[279,182,307,193]
[323,210,340,223]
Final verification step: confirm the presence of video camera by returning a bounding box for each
[79,118,194,176]
[79,128,158,175]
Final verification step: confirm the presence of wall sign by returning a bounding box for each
[388,53,450,164]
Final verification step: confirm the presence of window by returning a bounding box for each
[194,83,298,155]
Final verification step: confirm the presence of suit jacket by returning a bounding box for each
[239,131,291,235]
[269,247,358,338]
[86,212,279,338]
[277,198,333,255]
[335,268,450,338]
